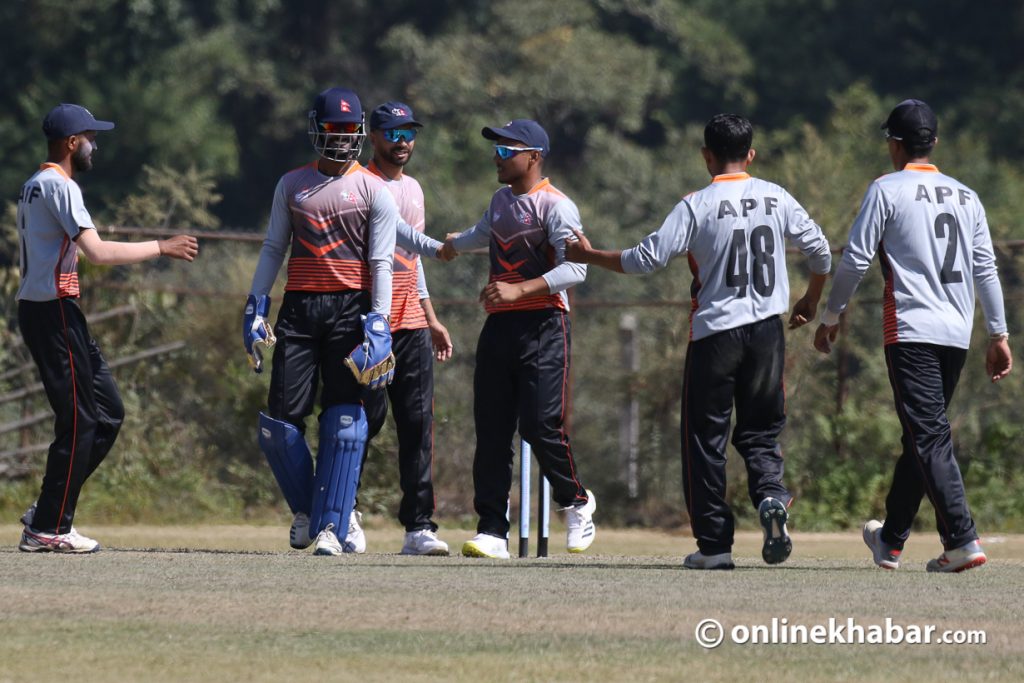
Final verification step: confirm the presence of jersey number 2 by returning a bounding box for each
[726,225,776,298]
[934,213,964,284]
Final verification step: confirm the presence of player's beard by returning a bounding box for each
[386,144,413,167]
[71,140,94,172]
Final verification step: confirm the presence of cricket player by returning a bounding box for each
[566,113,832,569]
[246,87,411,556]
[17,103,198,553]
[814,99,1012,573]
[441,119,596,559]
[357,101,452,555]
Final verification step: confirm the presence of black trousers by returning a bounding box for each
[472,309,586,538]
[682,316,790,555]
[363,327,437,532]
[881,343,975,551]
[18,299,124,534]
[268,290,386,434]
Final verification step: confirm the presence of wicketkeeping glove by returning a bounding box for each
[243,294,277,374]
[344,312,395,389]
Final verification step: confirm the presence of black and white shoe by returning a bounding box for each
[758,497,792,565]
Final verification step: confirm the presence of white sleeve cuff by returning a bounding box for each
[820,308,841,326]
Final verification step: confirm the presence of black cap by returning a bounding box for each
[481,119,549,157]
[311,87,363,123]
[881,99,938,144]
[369,101,422,130]
[42,103,115,139]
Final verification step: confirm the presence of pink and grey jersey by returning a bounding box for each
[451,177,586,314]
[16,163,95,301]
[823,163,1006,348]
[620,173,831,341]
[366,160,429,331]
[250,161,398,316]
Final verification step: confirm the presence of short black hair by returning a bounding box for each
[900,138,935,159]
[704,114,753,162]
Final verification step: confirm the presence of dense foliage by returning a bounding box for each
[2,1,1022,531]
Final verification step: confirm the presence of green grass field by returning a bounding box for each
[1,524,1022,683]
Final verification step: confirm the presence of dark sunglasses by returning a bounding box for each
[494,144,542,160]
[319,121,361,134]
[383,128,417,143]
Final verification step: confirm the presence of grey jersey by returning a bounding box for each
[823,163,1006,348]
[451,177,587,313]
[16,164,95,301]
[621,173,831,341]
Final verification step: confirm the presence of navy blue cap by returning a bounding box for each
[370,101,422,130]
[42,103,115,139]
[882,99,938,143]
[482,119,549,157]
[311,87,363,123]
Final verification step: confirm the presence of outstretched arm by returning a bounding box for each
[77,229,197,265]
[565,229,626,272]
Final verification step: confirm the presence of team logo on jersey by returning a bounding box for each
[341,191,357,203]
[413,199,423,210]
[339,100,352,113]
[512,204,533,225]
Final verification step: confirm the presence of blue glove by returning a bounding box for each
[343,312,396,389]
[243,295,276,373]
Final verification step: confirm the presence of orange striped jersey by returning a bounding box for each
[620,173,831,341]
[366,161,428,331]
[250,161,398,316]
[450,177,586,314]
[824,163,1006,348]
[16,163,95,301]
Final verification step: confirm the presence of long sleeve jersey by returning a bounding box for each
[620,172,831,341]
[451,177,587,313]
[249,161,398,316]
[823,163,1006,348]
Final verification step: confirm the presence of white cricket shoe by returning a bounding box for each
[19,527,100,553]
[290,512,312,549]
[927,540,987,573]
[401,529,450,556]
[313,523,344,556]
[565,490,597,553]
[863,520,901,570]
[683,550,735,570]
[342,510,366,554]
[461,533,510,559]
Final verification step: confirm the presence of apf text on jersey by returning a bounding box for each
[718,196,780,219]
[18,184,41,204]
[916,185,972,205]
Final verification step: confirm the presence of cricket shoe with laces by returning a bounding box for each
[313,523,345,556]
[683,550,735,570]
[401,529,449,556]
[19,527,100,553]
[461,533,510,559]
[862,519,901,569]
[342,510,366,554]
[927,540,987,573]
[290,512,312,549]
[565,489,597,553]
[758,497,792,564]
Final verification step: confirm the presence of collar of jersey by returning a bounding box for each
[39,162,70,180]
[904,163,939,173]
[711,172,750,183]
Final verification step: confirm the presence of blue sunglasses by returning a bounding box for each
[494,144,543,160]
[383,128,417,143]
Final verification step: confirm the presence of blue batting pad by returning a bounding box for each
[309,404,368,536]
[258,412,314,515]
